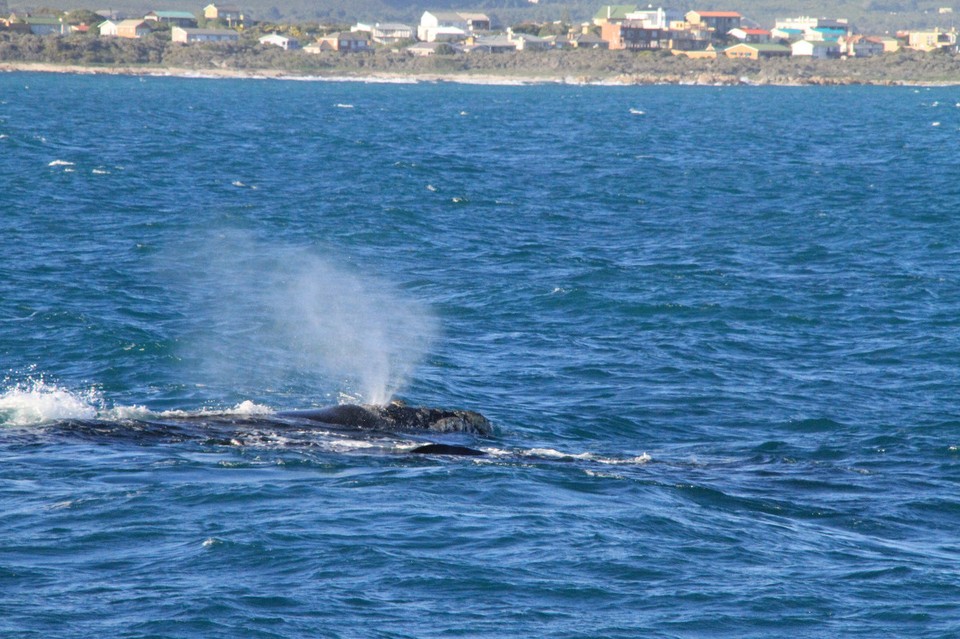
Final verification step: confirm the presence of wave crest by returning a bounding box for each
[0,378,100,426]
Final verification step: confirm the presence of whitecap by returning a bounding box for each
[48,159,74,167]
[101,404,154,421]
[0,379,100,426]
[229,400,274,416]
[525,447,651,465]
[629,108,645,115]
[92,168,110,175]
[335,103,354,109]
[157,399,274,419]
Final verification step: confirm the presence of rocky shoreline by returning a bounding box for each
[1,60,957,87]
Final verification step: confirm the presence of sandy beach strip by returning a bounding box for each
[0,61,601,85]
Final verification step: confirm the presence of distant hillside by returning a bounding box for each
[6,0,959,32]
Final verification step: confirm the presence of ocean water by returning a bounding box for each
[2,73,960,637]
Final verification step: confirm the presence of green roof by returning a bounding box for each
[736,43,791,52]
[593,5,638,20]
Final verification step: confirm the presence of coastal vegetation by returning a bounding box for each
[3,30,960,84]
[4,0,960,33]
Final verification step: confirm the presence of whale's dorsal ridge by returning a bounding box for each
[281,402,493,437]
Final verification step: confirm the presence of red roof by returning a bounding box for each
[741,28,770,35]
[694,11,742,18]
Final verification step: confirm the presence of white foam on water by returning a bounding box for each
[47,159,74,167]
[156,400,275,420]
[0,378,100,426]
[525,447,651,465]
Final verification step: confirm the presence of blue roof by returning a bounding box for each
[152,11,197,19]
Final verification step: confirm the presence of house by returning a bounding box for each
[24,16,63,35]
[509,32,549,51]
[771,27,804,41]
[306,32,371,53]
[370,23,415,45]
[624,7,681,29]
[144,11,198,28]
[790,39,841,58]
[171,26,239,42]
[116,19,151,39]
[259,33,299,50]
[806,26,847,41]
[901,28,957,51]
[728,28,771,43]
[601,20,663,50]
[685,11,741,35]
[541,34,574,49]
[775,16,851,34]
[569,31,608,49]
[724,42,791,59]
[466,35,516,53]
[0,20,33,34]
[98,19,119,36]
[418,11,490,42]
[866,35,900,52]
[405,41,463,56]
[667,30,712,53]
[840,34,885,57]
[592,5,637,25]
[203,4,242,25]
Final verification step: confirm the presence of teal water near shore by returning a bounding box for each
[2,74,960,637]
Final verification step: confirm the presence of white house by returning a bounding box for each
[171,26,240,43]
[728,27,771,43]
[418,11,490,42]
[791,39,841,58]
[259,33,299,50]
[371,23,415,44]
[624,7,681,29]
[98,19,119,36]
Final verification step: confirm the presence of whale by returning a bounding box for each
[279,400,494,437]
[25,401,492,457]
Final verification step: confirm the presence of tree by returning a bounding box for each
[64,9,102,25]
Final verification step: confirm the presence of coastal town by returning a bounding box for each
[1,2,958,61]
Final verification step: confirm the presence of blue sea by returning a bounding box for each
[2,72,959,638]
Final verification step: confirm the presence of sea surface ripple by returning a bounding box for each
[1,74,959,638]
